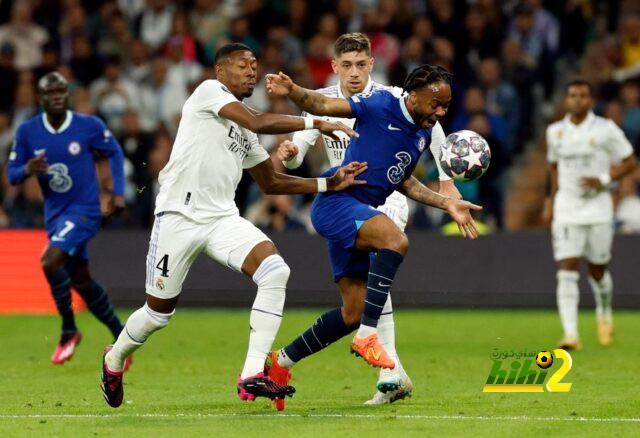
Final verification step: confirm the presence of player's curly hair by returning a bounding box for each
[403,64,453,93]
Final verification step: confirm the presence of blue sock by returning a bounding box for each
[283,308,355,363]
[361,249,404,328]
[45,269,76,335]
[75,281,123,338]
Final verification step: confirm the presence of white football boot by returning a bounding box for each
[364,368,413,405]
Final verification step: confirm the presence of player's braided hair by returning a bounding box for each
[402,64,453,93]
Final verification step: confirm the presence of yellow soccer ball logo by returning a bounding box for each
[536,351,554,369]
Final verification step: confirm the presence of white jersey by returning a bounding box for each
[154,79,270,222]
[546,111,633,224]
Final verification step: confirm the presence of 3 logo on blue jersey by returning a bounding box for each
[47,163,73,193]
[387,152,412,184]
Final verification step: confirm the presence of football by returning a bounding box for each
[535,351,554,369]
[439,130,491,181]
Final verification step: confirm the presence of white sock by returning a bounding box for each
[241,255,289,379]
[557,270,580,339]
[276,348,295,369]
[105,303,173,371]
[377,295,402,372]
[356,324,377,338]
[588,271,613,323]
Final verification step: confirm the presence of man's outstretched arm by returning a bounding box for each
[247,157,367,194]
[266,72,354,118]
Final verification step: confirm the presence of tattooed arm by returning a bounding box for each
[266,72,353,117]
[399,176,483,239]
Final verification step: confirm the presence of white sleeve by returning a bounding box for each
[546,126,558,163]
[429,122,451,181]
[195,80,238,116]
[242,133,270,169]
[283,112,321,169]
[605,120,634,162]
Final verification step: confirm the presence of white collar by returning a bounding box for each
[42,110,73,134]
[337,76,374,99]
[564,110,595,129]
[398,93,414,124]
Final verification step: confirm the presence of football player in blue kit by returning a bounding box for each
[8,72,128,365]
[264,65,481,387]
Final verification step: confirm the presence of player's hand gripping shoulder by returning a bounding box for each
[442,198,483,239]
[327,161,368,191]
[277,140,299,161]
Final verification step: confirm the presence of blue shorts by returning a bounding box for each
[47,214,101,260]
[311,193,382,282]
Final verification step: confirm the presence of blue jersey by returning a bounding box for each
[8,111,125,229]
[336,89,432,207]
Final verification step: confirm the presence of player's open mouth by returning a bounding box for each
[423,118,437,128]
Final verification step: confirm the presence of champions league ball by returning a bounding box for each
[536,351,554,369]
[439,130,491,181]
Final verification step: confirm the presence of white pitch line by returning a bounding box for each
[0,413,639,423]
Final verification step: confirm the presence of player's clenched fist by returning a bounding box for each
[26,153,48,176]
[277,140,299,161]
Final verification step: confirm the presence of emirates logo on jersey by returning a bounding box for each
[68,141,81,155]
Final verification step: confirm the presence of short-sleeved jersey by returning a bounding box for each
[291,79,391,166]
[546,111,634,224]
[287,79,449,173]
[334,89,432,207]
[154,79,270,222]
[8,111,124,228]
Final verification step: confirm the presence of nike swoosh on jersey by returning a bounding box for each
[378,281,391,287]
[387,124,401,131]
[34,148,46,156]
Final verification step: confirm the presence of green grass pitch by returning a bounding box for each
[1,309,639,437]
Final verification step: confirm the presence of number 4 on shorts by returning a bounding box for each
[156,254,170,277]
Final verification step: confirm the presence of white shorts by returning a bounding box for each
[551,222,613,264]
[376,191,409,231]
[145,212,271,299]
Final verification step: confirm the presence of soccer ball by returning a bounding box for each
[535,351,554,369]
[439,130,491,181]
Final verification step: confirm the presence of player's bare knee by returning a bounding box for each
[387,232,409,255]
[588,264,607,281]
[41,253,63,274]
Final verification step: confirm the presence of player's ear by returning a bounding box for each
[368,57,374,71]
[331,59,338,74]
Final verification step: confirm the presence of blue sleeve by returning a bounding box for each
[347,90,387,121]
[90,117,125,196]
[7,124,29,185]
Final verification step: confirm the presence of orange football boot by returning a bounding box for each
[264,351,293,411]
[350,333,395,369]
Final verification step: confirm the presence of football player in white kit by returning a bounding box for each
[100,43,370,408]
[275,33,461,405]
[544,79,636,350]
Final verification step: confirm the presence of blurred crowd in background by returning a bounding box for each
[0,0,639,233]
